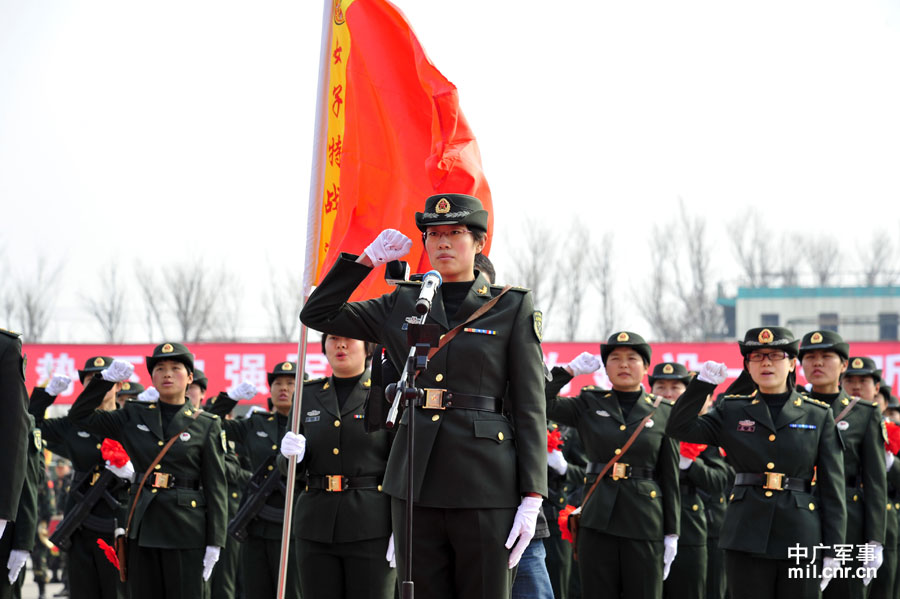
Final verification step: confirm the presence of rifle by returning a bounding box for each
[49,469,121,550]
[227,455,285,542]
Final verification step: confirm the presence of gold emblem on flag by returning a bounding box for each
[93,357,106,367]
[436,198,451,214]
[282,362,293,371]
[333,0,345,25]
[162,343,174,353]
[617,332,630,342]
[852,358,864,369]
[758,329,773,344]
[663,364,674,375]
[810,332,823,344]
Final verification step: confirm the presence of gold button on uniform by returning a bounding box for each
[853,495,858,502]
[151,488,158,494]
[154,464,161,470]
[619,425,627,431]
[435,374,444,382]
[614,449,622,455]
[334,420,341,427]
[158,441,164,447]
[692,504,699,511]
[333,448,340,455]
[191,500,197,508]
[650,490,657,498]
[267,465,274,471]
[768,434,776,442]
[888,504,893,511]
[720,497,724,503]
[232,492,238,498]
[96,443,102,449]
[559,497,565,504]
[498,432,504,441]
[766,462,775,470]
[377,485,383,492]
[271,445,278,451]
[765,491,773,497]
[809,503,815,511]
[729,493,735,501]
[432,415,440,422]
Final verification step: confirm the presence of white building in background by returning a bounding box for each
[719,286,900,341]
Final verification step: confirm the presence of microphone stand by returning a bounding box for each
[384,319,440,599]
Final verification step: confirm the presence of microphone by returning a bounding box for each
[415,270,442,315]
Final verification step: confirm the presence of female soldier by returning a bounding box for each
[300,193,547,599]
[545,334,680,599]
[28,357,130,599]
[206,361,301,599]
[68,343,228,599]
[665,327,846,599]
[280,334,394,598]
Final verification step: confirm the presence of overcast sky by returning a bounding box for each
[2,0,899,342]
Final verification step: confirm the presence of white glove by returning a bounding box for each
[505,496,543,568]
[886,450,895,471]
[697,361,728,385]
[227,381,258,401]
[386,533,396,568]
[105,459,135,482]
[663,534,678,580]
[364,229,412,264]
[679,456,694,470]
[202,546,221,581]
[46,374,72,396]
[862,541,884,586]
[137,386,159,402]
[0,520,5,539]
[547,450,568,475]
[280,431,307,461]
[101,359,134,383]
[821,556,837,590]
[7,549,28,584]
[566,352,601,377]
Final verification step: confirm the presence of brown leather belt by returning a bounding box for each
[416,389,502,412]
[306,475,382,492]
[734,472,811,492]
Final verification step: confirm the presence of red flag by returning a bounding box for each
[307,0,492,300]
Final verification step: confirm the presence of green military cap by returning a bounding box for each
[415,193,489,233]
[78,356,114,384]
[268,361,297,385]
[145,342,194,375]
[192,368,209,391]
[845,356,882,383]
[880,385,900,411]
[648,362,692,387]
[600,331,651,366]
[117,381,145,398]
[738,327,799,357]
[798,330,849,361]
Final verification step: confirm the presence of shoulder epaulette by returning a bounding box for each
[579,385,600,393]
[0,328,22,340]
[396,279,423,287]
[304,377,327,385]
[723,393,753,400]
[198,410,219,419]
[802,396,831,409]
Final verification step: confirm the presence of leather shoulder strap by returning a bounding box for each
[427,285,512,359]
[834,395,862,424]
[581,394,662,508]
[123,409,202,533]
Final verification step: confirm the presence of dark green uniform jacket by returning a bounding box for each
[666,378,846,559]
[290,373,393,543]
[546,385,680,541]
[29,387,129,529]
[819,389,886,545]
[679,446,731,546]
[68,378,228,549]
[0,330,29,522]
[300,254,548,507]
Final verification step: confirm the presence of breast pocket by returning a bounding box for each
[473,419,515,444]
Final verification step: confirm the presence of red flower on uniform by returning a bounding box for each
[101,439,129,468]
[547,429,564,453]
[679,442,708,461]
[886,421,900,455]
[558,504,577,543]
[97,538,120,571]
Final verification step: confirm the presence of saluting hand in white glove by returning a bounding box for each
[46,374,72,396]
[101,359,134,383]
[227,381,258,401]
[365,229,412,265]
[565,352,601,377]
[697,361,728,385]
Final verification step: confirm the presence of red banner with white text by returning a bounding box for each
[23,342,900,406]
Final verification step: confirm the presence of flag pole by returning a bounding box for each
[276,1,334,598]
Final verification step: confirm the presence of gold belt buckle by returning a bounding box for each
[90,472,101,486]
[764,472,784,491]
[152,472,172,489]
[424,389,446,410]
[326,475,344,492]
[611,462,629,481]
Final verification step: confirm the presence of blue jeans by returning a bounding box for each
[512,539,554,599]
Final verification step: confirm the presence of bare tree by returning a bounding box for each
[587,231,617,338]
[803,236,842,287]
[636,225,681,341]
[504,218,565,335]
[727,211,774,287]
[135,261,166,340]
[560,221,592,340]
[82,263,127,343]
[672,201,723,340]
[263,263,304,341]
[13,256,63,342]
[210,276,244,342]
[858,229,898,286]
